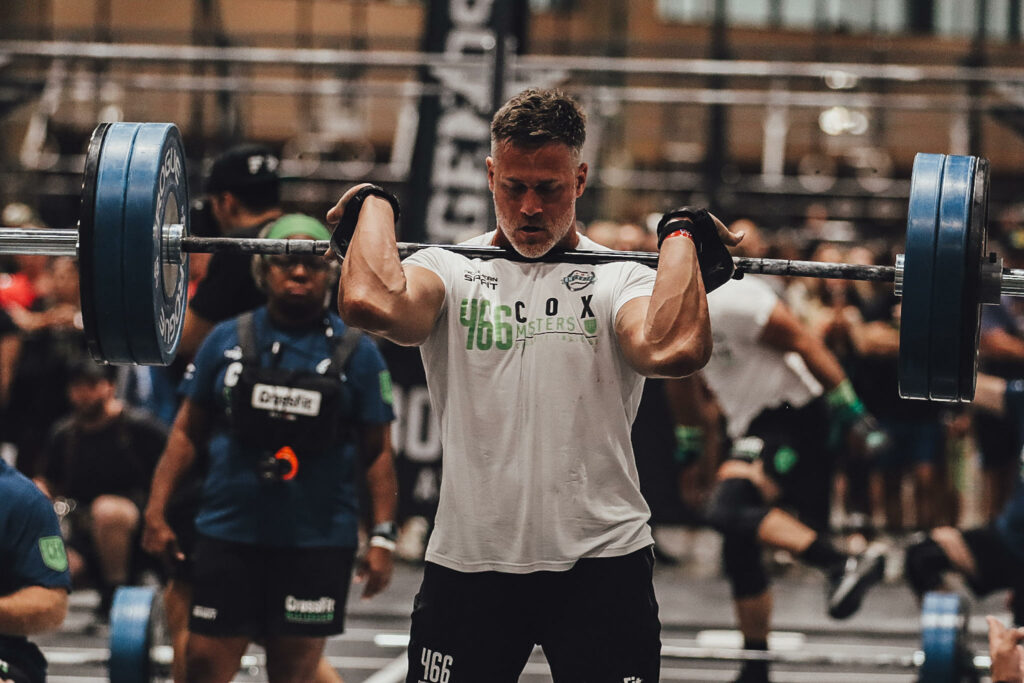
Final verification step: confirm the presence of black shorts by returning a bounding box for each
[974,412,1020,470]
[405,547,661,683]
[188,535,355,638]
[0,657,37,683]
[732,399,834,532]
[961,525,1024,599]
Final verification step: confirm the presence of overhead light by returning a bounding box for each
[819,106,869,136]
[823,69,860,90]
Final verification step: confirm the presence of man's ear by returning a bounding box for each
[576,162,588,196]
[486,156,496,192]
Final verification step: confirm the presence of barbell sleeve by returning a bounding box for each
[0,227,79,256]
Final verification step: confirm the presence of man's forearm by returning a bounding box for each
[337,199,407,333]
[0,586,67,635]
[363,427,398,526]
[146,419,199,517]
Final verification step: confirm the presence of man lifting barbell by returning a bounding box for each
[328,87,742,681]
[142,215,398,683]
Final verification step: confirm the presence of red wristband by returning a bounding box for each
[664,228,694,242]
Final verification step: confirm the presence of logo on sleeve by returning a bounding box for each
[379,370,394,405]
[39,536,68,572]
[562,269,596,292]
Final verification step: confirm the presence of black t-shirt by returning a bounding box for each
[187,223,268,323]
[42,407,167,505]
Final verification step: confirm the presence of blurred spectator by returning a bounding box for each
[0,454,70,683]
[377,338,442,563]
[976,242,1024,520]
[614,222,656,252]
[35,361,167,617]
[0,205,51,313]
[728,218,786,296]
[0,308,18,426]
[5,257,87,476]
[177,144,284,362]
[843,251,947,533]
[988,615,1024,683]
[582,219,620,248]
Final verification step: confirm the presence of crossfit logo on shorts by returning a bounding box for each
[192,605,217,620]
[284,595,335,623]
[624,678,644,682]
[562,269,596,292]
[251,384,322,417]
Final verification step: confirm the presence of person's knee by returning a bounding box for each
[90,495,140,532]
[905,536,952,597]
[184,641,219,683]
[185,637,239,683]
[706,477,769,536]
[723,533,768,598]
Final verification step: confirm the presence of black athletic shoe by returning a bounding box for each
[826,544,886,619]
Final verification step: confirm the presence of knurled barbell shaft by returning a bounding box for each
[0,227,898,283]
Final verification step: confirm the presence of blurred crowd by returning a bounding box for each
[4,196,1024,604]
[584,204,1024,559]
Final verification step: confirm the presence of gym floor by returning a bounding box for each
[37,529,1005,682]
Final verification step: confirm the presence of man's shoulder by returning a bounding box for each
[0,463,52,517]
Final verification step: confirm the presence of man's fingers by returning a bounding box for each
[326,182,375,226]
[709,212,744,247]
[361,570,391,599]
[989,615,1006,644]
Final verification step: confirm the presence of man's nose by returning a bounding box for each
[521,189,543,216]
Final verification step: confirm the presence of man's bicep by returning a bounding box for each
[389,264,446,345]
[613,295,652,367]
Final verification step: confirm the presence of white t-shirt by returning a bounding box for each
[703,275,822,439]
[403,232,656,573]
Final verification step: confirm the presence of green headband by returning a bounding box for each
[264,214,331,241]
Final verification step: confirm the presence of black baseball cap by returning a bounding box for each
[203,144,281,195]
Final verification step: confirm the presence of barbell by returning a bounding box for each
[42,587,983,682]
[0,122,1020,402]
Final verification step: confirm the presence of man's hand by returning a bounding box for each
[656,208,744,293]
[987,615,1024,683]
[324,183,400,262]
[141,512,184,565]
[354,546,393,600]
